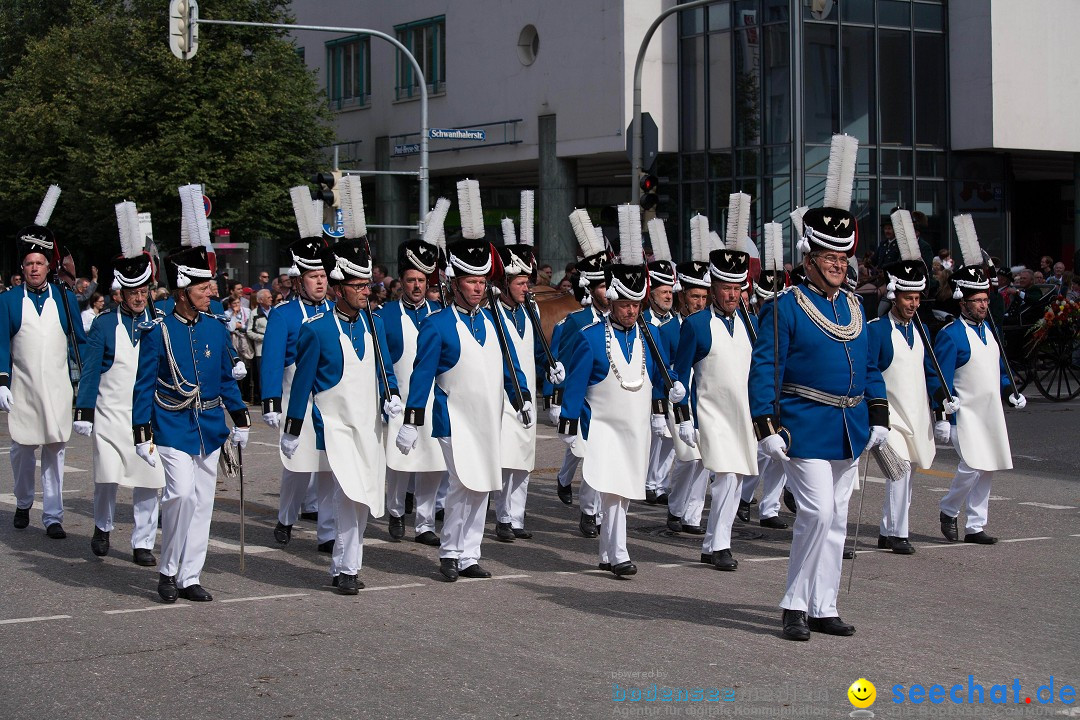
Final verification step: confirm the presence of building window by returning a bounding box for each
[326,35,370,110]
[395,15,446,99]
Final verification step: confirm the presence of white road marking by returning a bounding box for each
[103,605,191,615]
[220,593,308,604]
[459,573,531,583]
[1018,502,1077,510]
[914,543,973,549]
[361,583,425,592]
[207,539,278,554]
[999,536,1053,543]
[0,614,72,625]
[929,487,952,492]
[743,556,790,563]
[658,562,692,568]
[535,434,558,440]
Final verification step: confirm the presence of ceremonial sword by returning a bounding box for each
[487,247,531,427]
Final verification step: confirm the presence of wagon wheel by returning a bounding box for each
[1012,353,1032,393]
[1033,329,1080,401]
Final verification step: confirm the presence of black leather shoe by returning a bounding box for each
[331,575,339,587]
[273,522,292,545]
[45,523,66,539]
[645,489,658,505]
[299,511,319,522]
[783,488,798,515]
[782,609,810,641]
[317,540,334,554]
[132,548,157,566]
[843,549,855,560]
[964,531,998,545]
[598,563,612,572]
[681,524,705,535]
[91,527,110,556]
[512,527,533,539]
[157,574,178,603]
[435,508,445,521]
[13,507,30,529]
[336,574,361,595]
[495,522,515,542]
[710,548,738,571]
[736,500,751,522]
[940,511,958,542]
[808,616,855,636]
[611,560,637,577]
[388,514,406,541]
[760,516,789,529]
[415,531,440,546]
[878,534,889,549]
[579,512,598,538]
[654,492,669,506]
[459,564,491,579]
[666,513,682,533]
[557,482,573,506]
[439,558,459,582]
[404,492,415,515]
[178,584,213,602]
[888,537,916,554]
[699,553,713,564]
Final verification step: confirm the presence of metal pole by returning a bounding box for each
[790,0,804,210]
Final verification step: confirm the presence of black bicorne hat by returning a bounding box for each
[950,265,990,300]
[323,239,372,283]
[445,239,492,278]
[790,266,807,286]
[754,270,787,301]
[398,239,441,276]
[498,244,536,282]
[165,246,212,289]
[604,264,649,302]
[647,260,678,290]
[16,224,58,268]
[798,207,858,256]
[287,237,330,277]
[676,260,710,289]
[884,259,927,299]
[576,251,610,289]
[113,253,154,288]
[708,249,750,285]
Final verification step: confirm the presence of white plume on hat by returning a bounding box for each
[891,209,920,263]
[790,205,809,242]
[954,213,983,268]
[569,209,604,258]
[423,197,451,250]
[616,204,643,265]
[764,222,784,272]
[708,230,724,252]
[115,201,143,259]
[339,175,367,240]
[725,193,751,250]
[647,217,672,262]
[824,134,859,210]
[501,217,516,245]
[456,179,485,241]
[289,186,322,240]
[179,184,211,250]
[35,185,62,227]
[689,213,710,262]
[519,190,534,246]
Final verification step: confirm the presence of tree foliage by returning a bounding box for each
[0,0,334,271]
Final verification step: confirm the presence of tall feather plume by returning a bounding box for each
[689,213,709,261]
[422,197,451,248]
[34,185,62,226]
[290,186,321,239]
[953,214,983,267]
[456,179,485,240]
[646,218,672,262]
[339,175,367,239]
[518,190,534,246]
[789,205,808,239]
[569,209,604,258]
[764,222,784,271]
[708,231,724,252]
[725,192,751,250]
[891,209,920,263]
[501,217,516,245]
[179,184,209,248]
[115,201,143,259]
[617,204,643,265]
[823,134,859,210]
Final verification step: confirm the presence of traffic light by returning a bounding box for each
[639,172,659,211]
[310,170,343,207]
[168,0,199,60]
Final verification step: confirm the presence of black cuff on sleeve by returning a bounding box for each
[673,404,692,424]
[1002,384,1017,401]
[0,373,9,388]
[867,398,890,429]
[263,397,281,414]
[558,416,578,436]
[933,409,946,423]
[552,388,564,406]
[230,408,251,427]
[283,416,304,436]
[931,385,949,410]
[74,408,95,423]
[652,398,669,415]
[133,423,152,445]
[752,414,780,441]
[540,396,552,411]
[404,407,425,426]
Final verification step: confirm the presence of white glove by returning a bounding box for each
[548,404,561,426]
[232,361,247,380]
[396,424,418,454]
[280,433,300,459]
[934,420,952,445]
[759,434,789,462]
[73,420,93,436]
[677,420,698,448]
[668,381,687,404]
[651,414,668,437]
[230,426,249,448]
[1008,393,1027,409]
[867,425,890,450]
[942,395,961,415]
[383,395,404,419]
[0,386,12,412]
[547,361,566,385]
[136,441,157,467]
[262,411,281,428]
[561,433,576,446]
[517,400,534,429]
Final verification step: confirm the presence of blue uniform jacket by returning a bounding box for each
[284,309,398,448]
[547,305,604,401]
[0,283,89,386]
[674,308,758,424]
[74,306,162,420]
[404,305,531,437]
[932,316,1013,425]
[132,312,250,455]
[375,299,441,365]
[748,286,888,460]
[260,296,334,412]
[557,320,673,439]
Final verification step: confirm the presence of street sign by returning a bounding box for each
[323,208,345,238]
[203,195,212,218]
[626,112,658,172]
[429,128,486,141]
[393,143,421,156]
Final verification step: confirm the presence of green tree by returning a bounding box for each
[0,0,334,272]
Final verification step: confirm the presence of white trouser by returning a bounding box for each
[435,472,449,511]
[438,438,487,570]
[331,485,370,577]
[940,430,992,534]
[386,469,443,533]
[781,457,859,617]
[10,441,65,527]
[667,458,710,526]
[702,473,743,553]
[754,453,787,519]
[646,433,675,493]
[493,468,530,529]
[301,474,318,513]
[278,469,335,543]
[557,445,600,516]
[93,483,160,550]
[598,493,630,566]
[158,446,220,589]
[557,446,579,487]
[880,460,913,538]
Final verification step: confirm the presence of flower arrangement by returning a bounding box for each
[1027,298,1080,346]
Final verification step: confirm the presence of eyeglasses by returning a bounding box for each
[342,282,370,291]
[814,253,848,268]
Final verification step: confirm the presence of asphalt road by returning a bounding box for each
[0,395,1077,719]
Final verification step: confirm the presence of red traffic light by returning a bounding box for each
[639,174,658,193]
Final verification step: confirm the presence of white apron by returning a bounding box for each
[9,286,72,445]
[954,321,1012,472]
[581,322,652,500]
[385,304,445,472]
[93,314,166,488]
[882,320,936,468]
[314,314,386,516]
[438,309,504,493]
[498,302,536,472]
[279,302,331,472]
[694,313,758,476]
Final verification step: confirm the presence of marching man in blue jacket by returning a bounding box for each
[74,201,166,565]
[282,232,400,595]
[133,189,250,604]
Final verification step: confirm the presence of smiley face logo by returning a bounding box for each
[848,678,876,708]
